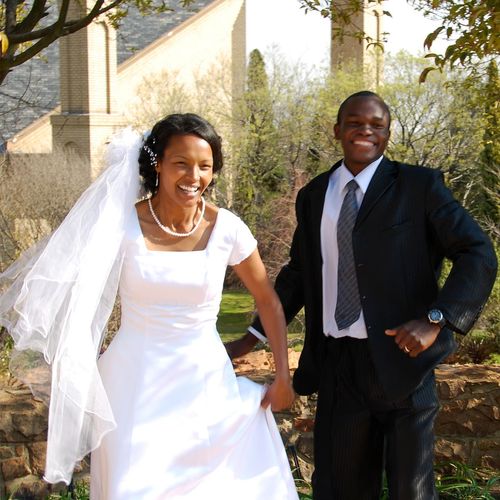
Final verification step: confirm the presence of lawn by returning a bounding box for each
[217,289,305,344]
[217,289,256,341]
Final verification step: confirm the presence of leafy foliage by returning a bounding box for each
[46,479,90,499]
[414,0,499,80]
[382,52,487,210]
[453,330,500,364]
[434,461,500,499]
[475,61,500,226]
[232,49,285,230]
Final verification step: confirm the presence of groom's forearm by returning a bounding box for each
[225,332,259,359]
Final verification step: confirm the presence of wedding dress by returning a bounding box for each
[89,208,299,499]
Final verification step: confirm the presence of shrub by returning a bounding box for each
[0,149,91,270]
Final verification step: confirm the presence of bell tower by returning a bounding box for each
[330,0,384,88]
[50,0,124,176]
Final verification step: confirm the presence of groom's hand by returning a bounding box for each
[224,332,259,360]
[385,318,440,358]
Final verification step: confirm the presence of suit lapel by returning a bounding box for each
[355,157,398,228]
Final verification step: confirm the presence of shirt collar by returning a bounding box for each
[338,155,384,195]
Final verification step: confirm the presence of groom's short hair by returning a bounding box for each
[336,91,391,127]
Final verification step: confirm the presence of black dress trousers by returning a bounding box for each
[312,337,439,500]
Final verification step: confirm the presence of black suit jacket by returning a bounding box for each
[253,157,497,401]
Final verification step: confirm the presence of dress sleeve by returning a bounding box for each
[227,213,258,266]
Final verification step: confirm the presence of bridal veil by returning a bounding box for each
[0,129,142,484]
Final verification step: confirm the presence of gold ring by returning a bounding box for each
[403,346,410,353]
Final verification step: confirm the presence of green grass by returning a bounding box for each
[434,462,500,499]
[217,289,305,344]
[217,289,256,341]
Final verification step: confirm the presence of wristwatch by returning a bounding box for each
[427,309,447,329]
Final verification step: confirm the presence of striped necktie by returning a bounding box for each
[335,179,361,330]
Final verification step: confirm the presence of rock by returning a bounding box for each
[294,417,315,433]
[436,400,499,437]
[5,474,50,499]
[434,438,471,463]
[0,445,17,460]
[11,412,47,441]
[296,434,314,462]
[1,456,31,481]
[436,378,466,399]
[0,390,47,443]
[434,365,500,445]
[27,442,46,476]
[474,438,500,470]
[232,349,300,374]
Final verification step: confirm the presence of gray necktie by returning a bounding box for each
[335,179,361,330]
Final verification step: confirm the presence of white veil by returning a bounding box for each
[0,128,143,484]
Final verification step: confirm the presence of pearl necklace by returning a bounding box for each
[148,197,206,238]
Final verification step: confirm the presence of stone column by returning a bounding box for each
[330,0,384,88]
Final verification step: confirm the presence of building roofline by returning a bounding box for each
[7,106,60,149]
[8,0,224,147]
[119,0,223,73]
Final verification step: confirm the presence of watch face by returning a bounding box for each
[429,309,443,323]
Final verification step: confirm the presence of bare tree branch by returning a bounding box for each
[0,0,196,84]
[14,0,49,35]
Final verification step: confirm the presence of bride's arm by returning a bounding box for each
[232,249,295,411]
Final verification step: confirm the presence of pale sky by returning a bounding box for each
[246,0,331,68]
[383,0,448,55]
[246,0,448,68]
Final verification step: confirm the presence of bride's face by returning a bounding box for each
[156,134,214,208]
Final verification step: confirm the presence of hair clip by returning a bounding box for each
[142,143,157,168]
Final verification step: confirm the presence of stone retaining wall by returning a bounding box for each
[273,364,500,482]
[0,363,498,498]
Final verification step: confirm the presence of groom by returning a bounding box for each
[230,91,497,499]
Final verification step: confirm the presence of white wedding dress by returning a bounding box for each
[90,208,298,499]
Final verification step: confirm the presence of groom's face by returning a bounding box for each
[334,97,390,175]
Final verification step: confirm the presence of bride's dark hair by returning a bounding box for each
[139,113,223,195]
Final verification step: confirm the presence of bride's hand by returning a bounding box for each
[261,376,295,411]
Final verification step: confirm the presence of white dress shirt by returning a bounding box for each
[248,156,383,344]
[321,156,383,338]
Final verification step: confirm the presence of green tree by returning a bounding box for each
[0,0,195,85]
[475,60,500,226]
[381,52,486,209]
[232,49,284,230]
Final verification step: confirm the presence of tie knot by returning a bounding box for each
[346,179,358,192]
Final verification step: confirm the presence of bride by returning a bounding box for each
[0,113,298,499]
